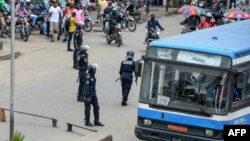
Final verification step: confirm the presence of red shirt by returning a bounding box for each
[198,19,215,29]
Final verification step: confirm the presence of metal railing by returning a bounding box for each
[1,108,58,128]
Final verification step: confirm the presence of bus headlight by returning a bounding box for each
[144,119,152,126]
[205,129,214,137]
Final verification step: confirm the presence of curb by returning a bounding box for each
[76,132,113,141]
[0,52,22,61]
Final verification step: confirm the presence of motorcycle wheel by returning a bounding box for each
[84,19,92,32]
[127,19,136,32]
[117,35,122,47]
[23,29,29,42]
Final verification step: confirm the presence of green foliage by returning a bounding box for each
[13,131,25,141]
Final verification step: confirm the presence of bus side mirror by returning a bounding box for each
[135,62,142,77]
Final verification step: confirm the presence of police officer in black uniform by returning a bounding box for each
[119,51,138,106]
[84,63,104,127]
[77,45,90,102]
[73,24,83,69]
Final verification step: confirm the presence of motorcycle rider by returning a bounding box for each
[180,15,201,31]
[77,45,89,102]
[107,10,124,42]
[144,13,164,43]
[84,63,104,127]
[102,1,114,31]
[15,0,29,17]
[198,12,215,29]
[24,0,38,28]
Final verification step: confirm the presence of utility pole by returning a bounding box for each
[10,0,16,140]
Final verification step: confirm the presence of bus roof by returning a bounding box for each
[150,20,250,59]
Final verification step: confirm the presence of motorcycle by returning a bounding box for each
[119,10,137,32]
[15,15,30,41]
[180,24,197,34]
[146,27,161,47]
[106,22,123,47]
[83,9,93,32]
[28,12,47,35]
[0,9,11,37]
[120,1,143,22]
[192,0,227,13]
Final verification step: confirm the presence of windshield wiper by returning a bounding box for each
[175,96,212,117]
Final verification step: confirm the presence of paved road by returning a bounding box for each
[0,14,184,141]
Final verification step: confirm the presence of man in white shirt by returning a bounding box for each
[81,0,90,8]
[49,0,62,42]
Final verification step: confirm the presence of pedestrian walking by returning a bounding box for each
[67,11,77,51]
[48,0,62,42]
[119,51,138,106]
[76,45,89,102]
[84,63,104,127]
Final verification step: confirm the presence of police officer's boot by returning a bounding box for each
[94,110,104,126]
[85,109,93,127]
[121,97,127,106]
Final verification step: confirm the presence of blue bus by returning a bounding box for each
[134,20,250,141]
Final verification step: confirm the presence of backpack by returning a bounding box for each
[64,17,70,31]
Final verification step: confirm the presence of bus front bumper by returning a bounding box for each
[135,125,223,141]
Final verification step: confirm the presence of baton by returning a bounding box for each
[115,77,120,82]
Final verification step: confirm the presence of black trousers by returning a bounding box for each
[78,71,87,100]
[68,32,74,50]
[47,21,50,37]
[121,79,133,103]
[84,96,100,123]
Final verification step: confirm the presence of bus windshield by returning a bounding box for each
[140,60,232,115]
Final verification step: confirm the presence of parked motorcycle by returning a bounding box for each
[106,23,123,47]
[120,1,143,22]
[119,10,137,32]
[83,9,92,32]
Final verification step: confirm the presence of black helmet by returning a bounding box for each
[126,50,134,59]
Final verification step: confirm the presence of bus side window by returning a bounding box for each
[243,70,250,99]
